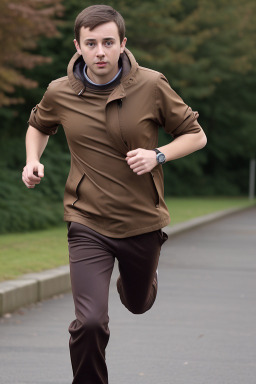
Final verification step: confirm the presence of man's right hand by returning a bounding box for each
[22,161,44,189]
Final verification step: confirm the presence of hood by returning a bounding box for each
[67,48,139,96]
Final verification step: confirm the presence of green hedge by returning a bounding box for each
[0,138,70,234]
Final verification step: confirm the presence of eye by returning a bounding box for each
[86,42,95,48]
[105,40,114,47]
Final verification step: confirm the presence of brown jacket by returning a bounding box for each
[29,48,202,238]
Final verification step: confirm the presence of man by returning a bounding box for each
[22,5,207,384]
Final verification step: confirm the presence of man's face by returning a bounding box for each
[74,22,127,85]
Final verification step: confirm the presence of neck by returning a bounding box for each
[84,65,122,87]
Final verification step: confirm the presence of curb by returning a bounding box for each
[0,266,70,317]
[0,205,253,317]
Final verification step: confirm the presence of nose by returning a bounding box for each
[96,44,105,58]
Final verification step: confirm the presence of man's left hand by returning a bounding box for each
[126,148,157,175]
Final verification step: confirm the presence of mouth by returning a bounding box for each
[96,61,107,68]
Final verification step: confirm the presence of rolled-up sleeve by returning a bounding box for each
[155,74,202,138]
[28,83,60,136]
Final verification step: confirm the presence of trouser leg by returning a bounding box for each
[68,222,115,384]
[116,230,168,314]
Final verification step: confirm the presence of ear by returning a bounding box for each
[120,37,127,54]
[74,39,82,55]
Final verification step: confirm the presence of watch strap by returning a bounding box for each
[153,148,166,164]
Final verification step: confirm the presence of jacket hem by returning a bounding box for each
[63,214,170,238]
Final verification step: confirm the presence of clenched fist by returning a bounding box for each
[126,148,157,175]
[22,161,44,188]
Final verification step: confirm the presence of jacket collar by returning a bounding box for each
[67,48,138,96]
[120,48,138,88]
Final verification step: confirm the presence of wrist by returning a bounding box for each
[26,158,40,164]
[153,148,166,165]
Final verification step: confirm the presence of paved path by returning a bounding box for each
[0,207,255,384]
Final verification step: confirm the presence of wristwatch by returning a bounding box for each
[153,148,166,165]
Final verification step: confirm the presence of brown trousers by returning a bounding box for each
[67,222,168,384]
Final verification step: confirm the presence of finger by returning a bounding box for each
[22,175,35,188]
[137,169,147,175]
[131,166,145,174]
[24,173,41,185]
[126,149,139,158]
[37,163,44,178]
[26,183,36,189]
[130,158,148,169]
[27,166,42,182]
[128,160,139,169]
[127,157,140,166]
[23,166,29,179]
[22,171,41,186]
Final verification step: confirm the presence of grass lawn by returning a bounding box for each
[0,197,254,281]
[0,225,69,282]
[165,197,254,225]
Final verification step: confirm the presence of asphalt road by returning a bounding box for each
[0,207,255,384]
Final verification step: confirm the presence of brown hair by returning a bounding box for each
[74,5,125,44]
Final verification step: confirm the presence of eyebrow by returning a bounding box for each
[84,37,116,42]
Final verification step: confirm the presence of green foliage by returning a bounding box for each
[0,138,70,233]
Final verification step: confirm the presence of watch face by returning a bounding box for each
[157,153,166,164]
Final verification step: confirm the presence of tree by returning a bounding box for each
[116,0,256,195]
[0,0,63,106]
